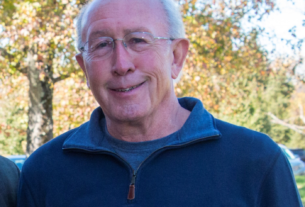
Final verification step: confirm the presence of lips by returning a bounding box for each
[111,81,145,92]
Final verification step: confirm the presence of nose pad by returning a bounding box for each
[114,39,128,50]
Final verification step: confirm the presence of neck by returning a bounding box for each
[105,98,190,142]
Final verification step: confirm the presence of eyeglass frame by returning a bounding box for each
[79,31,176,56]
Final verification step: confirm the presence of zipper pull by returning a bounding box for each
[127,172,136,200]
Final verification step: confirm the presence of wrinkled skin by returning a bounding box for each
[76,0,189,142]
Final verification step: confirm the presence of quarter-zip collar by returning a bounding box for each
[62,97,221,151]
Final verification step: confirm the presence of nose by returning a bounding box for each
[115,38,128,48]
[111,39,135,76]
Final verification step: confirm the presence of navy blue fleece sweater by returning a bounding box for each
[18,97,302,206]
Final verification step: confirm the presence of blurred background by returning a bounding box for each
[0,0,305,200]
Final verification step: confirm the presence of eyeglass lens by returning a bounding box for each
[85,32,156,60]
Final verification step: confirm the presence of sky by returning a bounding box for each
[258,0,305,57]
[249,0,305,76]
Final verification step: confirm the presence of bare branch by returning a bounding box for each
[299,104,305,124]
[0,48,14,59]
[53,74,70,83]
[0,47,28,75]
[267,112,305,135]
[19,67,28,75]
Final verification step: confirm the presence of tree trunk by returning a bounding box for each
[26,49,53,155]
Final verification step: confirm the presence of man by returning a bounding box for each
[0,155,20,207]
[18,0,302,206]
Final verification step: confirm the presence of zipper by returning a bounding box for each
[64,134,220,202]
[127,171,136,200]
[126,134,220,201]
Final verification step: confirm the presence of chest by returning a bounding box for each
[39,148,260,207]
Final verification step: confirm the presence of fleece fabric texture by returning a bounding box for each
[101,118,187,170]
[17,97,302,207]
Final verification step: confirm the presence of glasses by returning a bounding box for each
[80,32,175,60]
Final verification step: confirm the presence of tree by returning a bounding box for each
[266,58,305,147]
[0,0,85,155]
[0,0,303,155]
[0,71,28,155]
[52,76,98,137]
[176,0,298,143]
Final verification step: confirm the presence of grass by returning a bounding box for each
[295,176,305,205]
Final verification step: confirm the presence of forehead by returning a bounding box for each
[81,0,168,40]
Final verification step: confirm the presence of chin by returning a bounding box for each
[113,112,146,123]
[110,105,150,122]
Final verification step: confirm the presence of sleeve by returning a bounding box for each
[256,150,303,207]
[17,172,39,207]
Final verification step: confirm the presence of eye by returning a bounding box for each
[130,37,148,44]
[95,41,111,49]
[98,42,108,48]
[89,39,112,52]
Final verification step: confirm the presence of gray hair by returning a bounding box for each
[76,0,185,50]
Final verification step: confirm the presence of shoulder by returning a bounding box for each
[215,118,269,139]
[215,118,278,150]
[0,155,20,179]
[213,120,301,206]
[0,155,19,171]
[21,124,88,178]
[0,155,19,207]
[214,119,282,167]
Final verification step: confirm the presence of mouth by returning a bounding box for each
[112,81,145,92]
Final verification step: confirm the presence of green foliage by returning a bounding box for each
[0,106,27,155]
[0,74,27,155]
[176,0,299,145]
[215,69,295,143]
[295,176,305,205]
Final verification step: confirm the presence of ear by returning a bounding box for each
[171,38,189,79]
[76,53,90,88]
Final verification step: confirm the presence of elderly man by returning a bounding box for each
[18,0,302,206]
[0,155,20,207]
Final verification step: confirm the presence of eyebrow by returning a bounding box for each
[88,27,152,40]
[123,27,151,34]
[88,30,111,40]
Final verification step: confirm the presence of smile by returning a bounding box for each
[112,82,145,92]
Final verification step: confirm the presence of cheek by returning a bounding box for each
[85,61,110,81]
[138,53,172,95]
[136,49,172,75]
